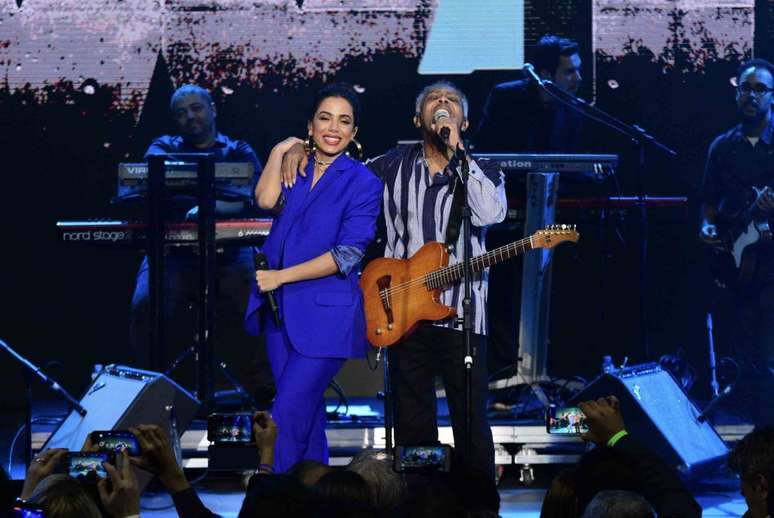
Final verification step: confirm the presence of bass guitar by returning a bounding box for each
[360,224,579,347]
[711,190,772,289]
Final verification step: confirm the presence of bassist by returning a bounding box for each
[700,58,774,426]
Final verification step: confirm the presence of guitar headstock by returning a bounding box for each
[533,224,580,249]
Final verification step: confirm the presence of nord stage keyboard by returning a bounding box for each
[472,153,618,181]
[56,218,272,247]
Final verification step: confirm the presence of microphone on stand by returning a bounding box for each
[522,63,545,88]
[433,108,451,142]
[697,384,733,423]
[253,248,281,327]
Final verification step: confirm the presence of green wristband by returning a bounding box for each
[607,430,628,447]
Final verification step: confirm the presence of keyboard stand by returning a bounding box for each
[146,153,217,410]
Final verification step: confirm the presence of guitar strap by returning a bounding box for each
[445,172,465,247]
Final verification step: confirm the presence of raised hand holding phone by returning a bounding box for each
[577,395,625,445]
[98,448,140,518]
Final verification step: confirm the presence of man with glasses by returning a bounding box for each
[700,58,774,426]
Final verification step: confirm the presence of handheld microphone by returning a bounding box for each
[522,63,545,87]
[433,108,451,141]
[253,249,281,327]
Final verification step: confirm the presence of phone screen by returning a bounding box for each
[207,413,253,443]
[394,445,451,472]
[67,452,110,478]
[90,430,141,456]
[546,405,588,435]
[12,502,46,518]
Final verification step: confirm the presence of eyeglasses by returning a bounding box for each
[737,83,774,96]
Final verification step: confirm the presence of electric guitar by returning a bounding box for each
[711,191,773,289]
[360,224,579,347]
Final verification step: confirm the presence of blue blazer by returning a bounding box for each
[244,153,383,359]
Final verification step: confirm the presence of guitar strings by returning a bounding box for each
[379,235,535,299]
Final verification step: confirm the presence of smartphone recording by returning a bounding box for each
[66,451,110,479]
[207,413,253,443]
[90,430,141,456]
[393,444,452,473]
[546,405,588,435]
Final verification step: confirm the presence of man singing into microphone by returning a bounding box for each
[371,82,506,479]
[475,34,583,153]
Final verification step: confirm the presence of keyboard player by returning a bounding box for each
[473,35,590,387]
[129,84,275,407]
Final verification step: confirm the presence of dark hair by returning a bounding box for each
[736,58,774,83]
[580,490,655,518]
[531,34,580,76]
[238,474,311,518]
[347,449,406,512]
[313,470,376,517]
[169,84,213,112]
[289,459,333,488]
[729,426,774,484]
[540,468,578,518]
[26,475,102,518]
[309,83,362,126]
[574,446,641,514]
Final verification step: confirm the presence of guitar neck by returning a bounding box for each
[425,236,535,289]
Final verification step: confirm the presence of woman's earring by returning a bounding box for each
[346,138,364,160]
[304,136,316,156]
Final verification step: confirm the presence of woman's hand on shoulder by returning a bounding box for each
[278,138,309,188]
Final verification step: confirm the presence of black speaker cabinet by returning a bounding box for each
[569,363,728,476]
[42,365,200,487]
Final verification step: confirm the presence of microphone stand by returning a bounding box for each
[531,76,677,361]
[0,338,86,469]
[453,143,474,466]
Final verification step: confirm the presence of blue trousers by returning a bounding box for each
[265,316,345,473]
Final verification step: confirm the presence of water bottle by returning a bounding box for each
[601,355,615,375]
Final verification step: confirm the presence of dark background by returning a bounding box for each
[1,0,772,418]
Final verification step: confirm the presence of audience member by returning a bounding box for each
[238,473,311,518]
[580,490,655,518]
[728,426,774,518]
[313,470,375,517]
[25,474,102,518]
[576,396,701,517]
[397,474,465,518]
[290,459,333,488]
[19,448,68,501]
[130,424,218,518]
[448,467,500,516]
[97,449,141,518]
[0,465,15,515]
[346,449,406,513]
[539,468,578,518]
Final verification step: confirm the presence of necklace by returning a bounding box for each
[315,157,334,168]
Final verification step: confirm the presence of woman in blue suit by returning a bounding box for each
[245,84,382,472]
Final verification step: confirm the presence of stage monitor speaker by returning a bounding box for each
[569,363,728,476]
[42,365,200,487]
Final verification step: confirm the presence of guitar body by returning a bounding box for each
[711,211,771,289]
[360,241,456,348]
[360,225,579,347]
